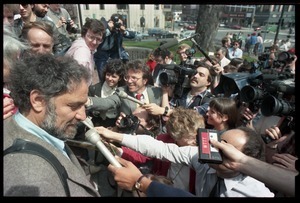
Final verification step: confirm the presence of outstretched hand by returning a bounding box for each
[107,156,143,191]
[210,139,247,171]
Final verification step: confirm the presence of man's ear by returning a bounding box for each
[30,90,46,112]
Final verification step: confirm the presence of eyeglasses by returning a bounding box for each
[124,75,142,82]
[86,33,103,43]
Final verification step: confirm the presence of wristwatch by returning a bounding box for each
[134,175,146,191]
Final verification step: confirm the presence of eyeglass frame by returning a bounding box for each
[124,75,143,82]
[85,32,103,43]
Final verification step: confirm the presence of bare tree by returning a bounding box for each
[194,5,224,53]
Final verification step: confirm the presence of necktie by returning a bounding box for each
[135,94,143,101]
[209,177,225,197]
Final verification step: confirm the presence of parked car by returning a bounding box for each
[161,31,178,39]
[123,31,149,41]
[219,23,226,27]
[228,24,242,29]
[180,30,195,39]
[147,28,165,37]
[186,24,196,30]
[147,28,177,38]
[254,25,277,33]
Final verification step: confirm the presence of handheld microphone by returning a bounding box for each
[115,89,145,106]
[159,33,199,50]
[82,118,122,168]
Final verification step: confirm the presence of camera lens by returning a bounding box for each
[261,95,295,117]
[159,71,178,86]
[119,117,132,128]
[240,85,264,102]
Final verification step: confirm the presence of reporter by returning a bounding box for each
[94,13,136,80]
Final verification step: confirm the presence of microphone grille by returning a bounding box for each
[116,90,128,98]
[85,129,99,145]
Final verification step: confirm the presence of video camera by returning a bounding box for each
[274,51,296,68]
[158,64,197,98]
[66,19,78,34]
[118,114,140,134]
[259,78,295,144]
[112,16,121,29]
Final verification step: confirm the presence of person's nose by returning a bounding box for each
[76,105,87,121]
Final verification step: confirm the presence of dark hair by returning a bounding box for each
[153,48,172,60]
[237,126,265,161]
[81,18,105,37]
[21,21,53,41]
[102,59,126,86]
[9,54,91,113]
[126,59,152,85]
[110,13,123,21]
[229,58,244,67]
[209,97,238,129]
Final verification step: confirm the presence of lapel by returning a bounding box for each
[146,86,154,103]
[64,145,99,195]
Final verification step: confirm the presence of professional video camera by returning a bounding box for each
[273,51,296,69]
[259,78,294,144]
[239,85,266,125]
[158,64,197,98]
[112,15,121,29]
[118,114,140,134]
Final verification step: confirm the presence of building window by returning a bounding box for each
[140,4,145,10]
[154,4,160,10]
[117,4,127,10]
[283,5,289,12]
[164,4,171,9]
[99,4,104,10]
[274,5,280,12]
[263,5,270,12]
[289,5,295,11]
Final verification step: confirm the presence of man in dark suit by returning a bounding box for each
[3,54,100,196]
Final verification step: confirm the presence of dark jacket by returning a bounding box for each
[94,25,136,61]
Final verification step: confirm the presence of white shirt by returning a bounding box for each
[220,57,231,68]
[228,47,243,60]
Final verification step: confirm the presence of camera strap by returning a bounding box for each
[4,138,70,196]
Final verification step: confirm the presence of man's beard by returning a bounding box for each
[40,102,78,140]
[34,9,46,18]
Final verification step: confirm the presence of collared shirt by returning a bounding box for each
[134,88,149,105]
[13,111,69,159]
[228,47,243,60]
